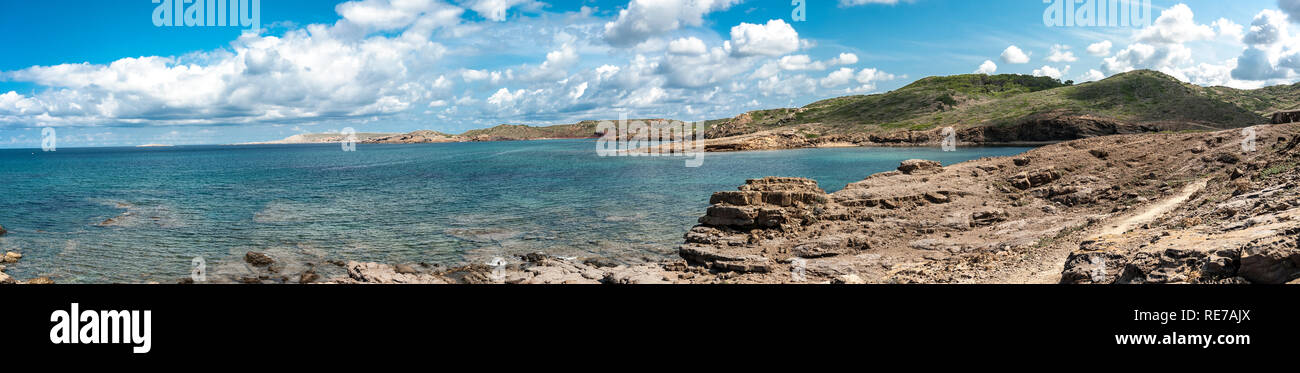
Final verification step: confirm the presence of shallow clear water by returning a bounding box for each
[0,140,1032,283]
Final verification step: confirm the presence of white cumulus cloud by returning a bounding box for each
[1134,4,1215,44]
[1086,40,1113,57]
[1046,44,1077,63]
[728,19,801,57]
[602,0,741,47]
[1001,45,1030,64]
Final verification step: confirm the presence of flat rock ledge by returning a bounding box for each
[678,124,1300,284]
[327,253,690,284]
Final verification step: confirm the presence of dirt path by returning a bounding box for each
[993,178,1210,284]
[1097,179,1208,238]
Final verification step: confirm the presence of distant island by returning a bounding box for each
[242,123,609,145]
[135,144,174,147]
[246,70,1298,151]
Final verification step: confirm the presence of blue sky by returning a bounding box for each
[0,0,1294,148]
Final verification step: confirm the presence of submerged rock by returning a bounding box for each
[299,269,321,284]
[244,251,274,267]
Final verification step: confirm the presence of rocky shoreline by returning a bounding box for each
[673,123,1299,284]
[5,124,1297,285]
[692,113,1212,153]
[263,123,1299,285]
[243,112,1180,152]
[228,123,1294,285]
[0,238,54,285]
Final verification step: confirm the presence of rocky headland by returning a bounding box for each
[676,123,1299,284]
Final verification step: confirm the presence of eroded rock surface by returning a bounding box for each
[678,123,1300,284]
[330,253,686,284]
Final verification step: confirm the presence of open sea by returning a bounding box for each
[0,140,1031,283]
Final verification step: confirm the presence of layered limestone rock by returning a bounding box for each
[678,124,1300,284]
[681,177,837,273]
[1060,126,1300,284]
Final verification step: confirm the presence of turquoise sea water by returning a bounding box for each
[0,140,1031,283]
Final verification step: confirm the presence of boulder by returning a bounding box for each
[1214,153,1240,164]
[832,274,866,284]
[582,257,620,268]
[1238,243,1300,284]
[1008,168,1062,190]
[923,192,951,204]
[244,251,274,267]
[26,276,54,285]
[394,263,419,274]
[0,224,7,236]
[1271,110,1300,124]
[3,251,21,263]
[898,159,942,175]
[603,265,673,284]
[299,269,321,284]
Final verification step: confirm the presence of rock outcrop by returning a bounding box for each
[1059,139,1300,284]
[680,177,837,273]
[1272,110,1300,124]
[677,123,1300,284]
[695,113,1182,153]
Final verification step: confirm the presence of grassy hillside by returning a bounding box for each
[1203,81,1300,114]
[803,74,1069,126]
[708,70,1277,137]
[460,122,601,140]
[459,119,676,140]
[903,70,1268,130]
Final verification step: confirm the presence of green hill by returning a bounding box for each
[460,119,678,140]
[269,70,1295,145]
[707,70,1277,137]
[460,122,600,140]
